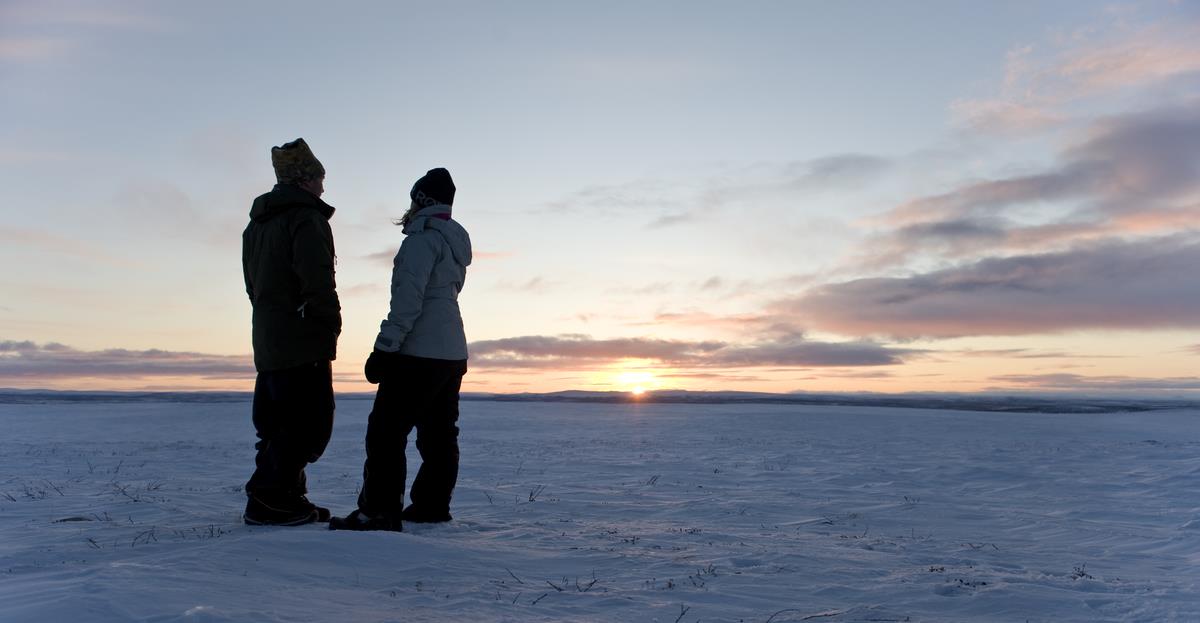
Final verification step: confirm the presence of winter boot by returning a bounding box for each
[329,509,403,532]
[244,493,320,526]
[402,505,452,524]
[299,495,331,522]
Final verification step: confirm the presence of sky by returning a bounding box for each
[2,0,1199,396]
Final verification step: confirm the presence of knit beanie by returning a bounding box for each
[271,138,325,184]
[410,168,456,207]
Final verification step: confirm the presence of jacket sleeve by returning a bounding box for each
[242,230,255,303]
[291,214,342,336]
[374,231,439,352]
[242,225,259,303]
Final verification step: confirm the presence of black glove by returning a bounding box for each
[364,349,395,384]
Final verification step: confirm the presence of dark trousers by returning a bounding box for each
[357,355,467,518]
[245,360,335,499]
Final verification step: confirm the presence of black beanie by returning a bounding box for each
[410,168,456,207]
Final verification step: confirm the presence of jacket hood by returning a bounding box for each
[249,184,335,223]
[404,204,472,267]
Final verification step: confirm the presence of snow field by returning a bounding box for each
[0,400,1197,622]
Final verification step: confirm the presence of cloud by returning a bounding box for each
[656,372,767,382]
[951,18,1200,135]
[364,249,397,265]
[110,180,243,249]
[544,178,684,216]
[881,163,1095,227]
[0,37,73,61]
[638,311,808,341]
[950,99,1065,135]
[555,52,725,87]
[0,226,135,266]
[628,311,798,338]
[947,348,1121,360]
[781,235,1200,339]
[989,373,1200,393]
[611,274,799,300]
[609,282,676,297]
[490,277,560,293]
[0,148,74,165]
[1073,106,1200,215]
[365,247,512,267]
[0,341,253,381]
[0,2,171,63]
[468,334,912,369]
[545,154,892,225]
[470,335,725,367]
[708,340,908,367]
[810,370,896,379]
[0,2,170,31]
[857,105,1200,269]
[339,282,384,298]
[647,212,698,229]
[474,250,515,261]
[783,155,892,190]
[1055,24,1200,93]
[898,105,1200,223]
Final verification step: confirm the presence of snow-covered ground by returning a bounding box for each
[0,398,1197,622]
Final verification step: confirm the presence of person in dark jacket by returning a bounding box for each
[241,138,341,526]
[330,168,471,532]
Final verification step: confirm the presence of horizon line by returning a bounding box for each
[2,387,1196,415]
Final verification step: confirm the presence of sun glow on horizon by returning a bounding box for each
[614,368,659,396]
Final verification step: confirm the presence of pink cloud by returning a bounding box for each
[945,348,1123,360]
[952,19,1200,135]
[0,3,170,31]
[781,236,1200,339]
[468,334,913,369]
[631,311,803,339]
[0,3,172,64]
[0,227,135,266]
[474,251,514,260]
[366,248,512,266]
[0,341,253,381]
[339,283,384,298]
[493,277,557,293]
[0,37,72,61]
[1056,25,1200,92]
[989,373,1200,393]
[855,106,1200,270]
[950,99,1065,135]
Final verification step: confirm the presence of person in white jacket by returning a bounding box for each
[331,168,471,532]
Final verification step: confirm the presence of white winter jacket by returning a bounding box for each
[373,204,472,360]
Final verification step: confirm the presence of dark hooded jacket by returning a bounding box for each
[242,184,341,371]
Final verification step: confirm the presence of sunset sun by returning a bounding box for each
[615,370,657,396]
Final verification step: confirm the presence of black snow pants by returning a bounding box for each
[357,355,467,519]
[245,360,335,499]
